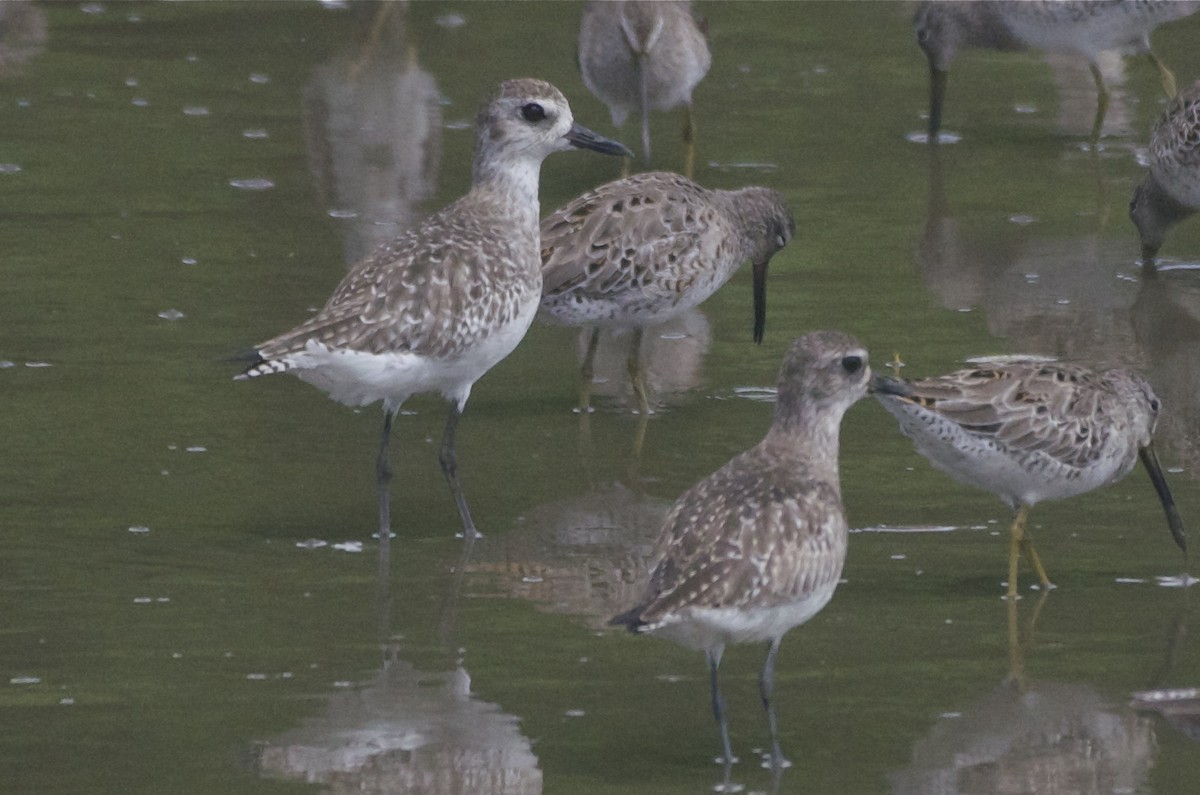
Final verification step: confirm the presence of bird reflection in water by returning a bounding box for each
[303,1,442,266]
[891,596,1156,795]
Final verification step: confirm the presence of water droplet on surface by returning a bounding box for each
[59,697,75,705]
[0,361,14,369]
[157,308,185,321]
[81,3,105,14]
[229,178,274,191]
[182,106,209,116]
[181,257,197,265]
[242,129,269,139]
[0,164,22,174]
[731,386,777,403]
[332,680,352,688]
[295,539,327,549]
[248,73,270,84]
[444,120,472,131]
[1008,214,1036,225]
[10,676,41,685]
[25,361,52,368]
[521,575,544,584]
[328,208,358,219]
[1114,577,1146,584]
[1013,104,1037,114]
[185,446,206,453]
[133,597,152,604]
[131,98,149,107]
[124,77,139,87]
[246,673,267,681]
[906,131,961,145]
[332,541,363,553]
[435,13,466,28]
[564,709,585,717]
[1156,574,1198,588]
[128,525,150,534]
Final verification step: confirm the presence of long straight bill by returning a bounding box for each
[1139,444,1188,557]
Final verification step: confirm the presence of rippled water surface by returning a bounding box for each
[4,2,1200,793]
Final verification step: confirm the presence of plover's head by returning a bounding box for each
[475,78,632,166]
[774,330,871,427]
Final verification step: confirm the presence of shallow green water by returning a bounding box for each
[3,2,1200,793]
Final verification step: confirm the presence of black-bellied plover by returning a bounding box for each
[914,0,1199,140]
[874,361,1188,598]
[540,171,794,415]
[1130,78,1200,269]
[578,0,710,174]
[611,331,871,776]
[237,79,630,542]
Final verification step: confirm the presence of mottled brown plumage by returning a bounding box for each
[539,171,793,413]
[1130,78,1200,266]
[236,78,630,540]
[874,360,1187,597]
[612,330,871,770]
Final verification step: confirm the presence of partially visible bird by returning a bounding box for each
[874,361,1188,598]
[578,0,711,174]
[540,171,794,416]
[1130,78,1200,269]
[236,79,630,542]
[611,331,871,775]
[914,0,1200,141]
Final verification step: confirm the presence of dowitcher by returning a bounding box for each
[1130,78,1200,268]
[236,79,630,542]
[578,0,711,174]
[539,171,794,416]
[873,361,1188,598]
[611,331,871,774]
[914,0,1199,140]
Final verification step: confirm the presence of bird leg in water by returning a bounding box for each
[1007,504,1052,599]
[1088,62,1111,143]
[377,409,396,542]
[759,637,789,770]
[578,327,601,415]
[439,403,479,539]
[1148,50,1179,98]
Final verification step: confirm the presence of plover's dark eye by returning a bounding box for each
[1150,398,1161,412]
[520,102,546,123]
[841,355,863,374]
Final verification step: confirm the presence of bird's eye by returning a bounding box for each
[841,356,863,374]
[520,102,546,123]
[916,27,929,44]
[1150,398,1161,412]
[775,234,786,248]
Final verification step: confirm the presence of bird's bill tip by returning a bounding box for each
[869,373,910,396]
[565,122,634,158]
[1139,445,1189,555]
[752,259,769,344]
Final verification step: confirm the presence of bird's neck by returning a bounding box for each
[470,153,543,228]
[761,408,844,492]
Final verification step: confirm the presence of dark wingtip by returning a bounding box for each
[608,607,647,633]
[227,348,264,366]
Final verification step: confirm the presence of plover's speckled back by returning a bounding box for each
[237,78,630,541]
[578,0,710,172]
[874,362,1187,598]
[611,331,871,775]
[1130,78,1200,267]
[540,171,794,414]
[914,0,1199,140]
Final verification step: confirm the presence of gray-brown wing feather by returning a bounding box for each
[905,364,1122,470]
[636,449,846,625]
[256,197,537,361]
[540,172,729,302]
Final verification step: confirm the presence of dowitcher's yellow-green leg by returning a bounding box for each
[1148,50,1179,99]
[1007,504,1052,599]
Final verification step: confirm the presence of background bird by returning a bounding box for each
[578,0,711,175]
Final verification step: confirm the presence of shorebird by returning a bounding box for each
[236,79,630,542]
[914,0,1199,141]
[578,0,711,175]
[873,361,1188,598]
[539,171,794,416]
[611,331,871,776]
[1130,78,1200,268]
